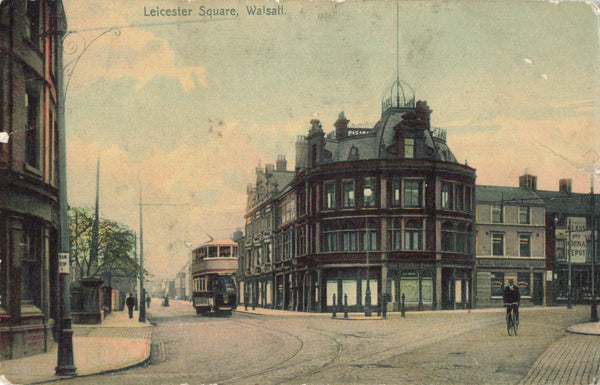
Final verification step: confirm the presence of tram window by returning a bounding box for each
[208,246,218,258]
[220,246,231,258]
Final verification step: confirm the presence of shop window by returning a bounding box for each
[517,272,530,296]
[491,272,504,297]
[18,221,40,303]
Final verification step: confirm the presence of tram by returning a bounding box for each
[191,239,238,316]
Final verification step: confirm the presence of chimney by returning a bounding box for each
[276,154,287,172]
[265,164,275,175]
[334,111,349,139]
[559,178,572,194]
[416,100,432,129]
[519,174,537,191]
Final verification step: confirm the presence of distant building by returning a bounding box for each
[0,0,67,359]
[240,80,476,312]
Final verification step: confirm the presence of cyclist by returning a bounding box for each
[503,277,520,323]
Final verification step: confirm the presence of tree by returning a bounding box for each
[69,207,141,282]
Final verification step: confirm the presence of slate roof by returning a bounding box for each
[475,185,544,205]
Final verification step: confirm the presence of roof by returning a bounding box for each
[475,185,545,205]
[536,190,599,216]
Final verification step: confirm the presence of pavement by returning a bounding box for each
[0,310,152,385]
[1,305,600,385]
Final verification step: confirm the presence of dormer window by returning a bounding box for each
[404,138,414,158]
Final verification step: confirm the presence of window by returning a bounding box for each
[519,234,531,257]
[492,204,503,223]
[298,227,306,256]
[403,179,422,208]
[342,180,355,208]
[341,230,358,251]
[492,233,504,256]
[18,221,40,303]
[519,206,530,224]
[441,183,453,210]
[362,228,378,251]
[465,187,472,212]
[456,185,464,211]
[26,0,40,48]
[392,218,402,250]
[363,177,376,207]
[25,85,40,169]
[393,177,401,206]
[517,272,530,296]
[323,226,337,252]
[456,224,466,253]
[441,222,454,251]
[404,220,423,250]
[324,181,336,210]
[556,239,565,260]
[404,138,414,159]
[491,272,504,297]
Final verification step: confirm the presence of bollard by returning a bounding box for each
[332,293,337,318]
[401,293,405,318]
[344,293,348,319]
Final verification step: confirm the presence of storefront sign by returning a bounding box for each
[568,218,589,264]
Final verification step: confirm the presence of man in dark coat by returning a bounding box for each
[503,278,520,320]
[126,293,135,319]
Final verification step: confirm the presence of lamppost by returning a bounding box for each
[568,217,572,309]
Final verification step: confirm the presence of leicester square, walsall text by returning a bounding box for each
[143,5,286,18]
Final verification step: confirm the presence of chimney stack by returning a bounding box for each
[559,178,572,194]
[334,111,349,139]
[519,174,537,191]
[276,154,287,172]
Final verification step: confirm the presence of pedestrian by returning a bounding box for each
[146,295,151,309]
[126,293,135,319]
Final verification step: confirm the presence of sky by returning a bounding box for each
[61,0,600,281]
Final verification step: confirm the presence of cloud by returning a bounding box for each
[63,1,206,93]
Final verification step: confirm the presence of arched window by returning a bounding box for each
[441,221,454,251]
[392,218,402,250]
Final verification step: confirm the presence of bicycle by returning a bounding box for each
[504,302,519,336]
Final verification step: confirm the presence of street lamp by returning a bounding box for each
[364,187,372,317]
[568,217,572,309]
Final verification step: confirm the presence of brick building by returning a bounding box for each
[0,0,66,359]
[240,80,477,312]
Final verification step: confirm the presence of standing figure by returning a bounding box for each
[146,295,151,309]
[126,293,135,319]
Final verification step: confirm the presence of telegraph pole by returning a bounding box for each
[591,174,598,322]
[139,188,146,323]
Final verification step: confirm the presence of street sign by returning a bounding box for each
[58,253,69,274]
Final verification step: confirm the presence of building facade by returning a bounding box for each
[0,0,66,359]
[474,178,547,307]
[536,177,600,306]
[240,81,477,312]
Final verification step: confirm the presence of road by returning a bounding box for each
[50,301,593,385]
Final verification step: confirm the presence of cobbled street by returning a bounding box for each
[49,302,597,385]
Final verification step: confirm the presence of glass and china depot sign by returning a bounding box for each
[562,217,591,264]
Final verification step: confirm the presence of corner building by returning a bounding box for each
[241,81,476,312]
[0,0,66,358]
